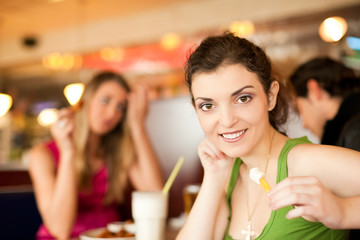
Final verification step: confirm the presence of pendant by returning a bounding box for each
[241,221,256,240]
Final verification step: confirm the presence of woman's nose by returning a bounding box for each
[219,106,237,127]
[105,104,120,119]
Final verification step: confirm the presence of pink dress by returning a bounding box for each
[36,141,120,239]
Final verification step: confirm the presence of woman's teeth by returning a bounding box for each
[221,130,246,139]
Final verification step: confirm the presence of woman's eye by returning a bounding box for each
[101,97,109,104]
[117,103,126,111]
[237,95,252,103]
[200,103,214,111]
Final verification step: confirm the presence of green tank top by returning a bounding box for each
[224,137,349,240]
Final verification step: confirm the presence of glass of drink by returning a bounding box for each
[183,184,200,216]
[131,191,168,240]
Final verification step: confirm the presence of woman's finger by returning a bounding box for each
[269,191,315,210]
[56,108,73,119]
[202,138,224,160]
[57,119,68,129]
[198,140,218,161]
[268,176,326,211]
[269,176,320,196]
[269,181,323,203]
[285,205,318,220]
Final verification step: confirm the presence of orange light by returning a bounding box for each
[42,53,82,71]
[37,108,58,127]
[319,17,348,42]
[100,47,125,62]
[161,33,181,51]
[64,83,85,105]
[230,21,255,37]
[0,93,12,118]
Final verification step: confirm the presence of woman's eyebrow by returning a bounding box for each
[231,85,254,97]
[194,97,213,102]
[194,85,254,101]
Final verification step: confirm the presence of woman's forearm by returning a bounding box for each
[42,153,78,239]
[177,173,228,240]
[338,196,360,229]
[131,124,164,190]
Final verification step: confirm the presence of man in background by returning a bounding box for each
[290,57,360,239]
[289,57,360,151]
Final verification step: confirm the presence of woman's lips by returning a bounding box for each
[220,129,247,143]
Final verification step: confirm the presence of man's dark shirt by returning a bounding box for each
[321,92,360,239]
[322,92,360,151]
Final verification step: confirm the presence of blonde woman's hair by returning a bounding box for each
[73,71,135,204]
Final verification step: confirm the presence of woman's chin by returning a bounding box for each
[220,149,239,159]
[221,146,248,159]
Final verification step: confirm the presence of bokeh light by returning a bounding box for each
[319,16,348,42]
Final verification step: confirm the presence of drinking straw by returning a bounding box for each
[162,156,184,194]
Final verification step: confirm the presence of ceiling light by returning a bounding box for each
[161,33,181,51]
[37,108,58,127]
[100,47,125,62]
[230,21,255,37]
[0,93,12,118]
[319,16,348,42]
[64,83,85,105]
[42,53,82,71]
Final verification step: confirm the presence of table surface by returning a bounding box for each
[71,225,179,240]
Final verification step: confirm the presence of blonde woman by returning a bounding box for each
[29,71,164,239]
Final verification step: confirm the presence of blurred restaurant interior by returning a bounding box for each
[0,0,360,237]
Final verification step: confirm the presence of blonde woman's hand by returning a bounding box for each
[51,108,76,156]
[198,138,233,176]
[127,83,149,131]
[268,176,345,229]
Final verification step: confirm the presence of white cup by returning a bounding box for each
[131,191,168,240]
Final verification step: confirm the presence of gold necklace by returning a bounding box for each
[241,132,275,240]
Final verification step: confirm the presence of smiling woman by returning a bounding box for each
[191,64,280,158]
[176,32,360,240]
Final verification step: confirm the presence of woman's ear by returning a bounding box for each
[268,81,280,111]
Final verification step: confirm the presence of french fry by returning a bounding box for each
[70,100,83,112]
[250,167,271,193]
[259,177,271,193]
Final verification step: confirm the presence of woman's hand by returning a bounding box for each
[198,138,233,176]
[127,83,149,132]
[177,138,232,240]
[51,108,75,156]
[268,176,345,229]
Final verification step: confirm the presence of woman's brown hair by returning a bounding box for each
[185,32,290,132]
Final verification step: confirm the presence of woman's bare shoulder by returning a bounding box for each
[290,143,359,160]
[288,143,360,176]
[28,143,55,172]
[29,143,52,158]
